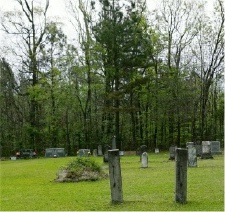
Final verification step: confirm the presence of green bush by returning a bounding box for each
[64,157,102,173]
[55,157,107,182]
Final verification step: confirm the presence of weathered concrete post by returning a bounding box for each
[112,136,117,149]
[108,149,123,203]
[175,148,188,204]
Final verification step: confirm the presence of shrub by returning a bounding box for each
[55,157,107,182]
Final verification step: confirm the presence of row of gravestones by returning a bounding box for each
[77,140,222,166]
[169,141,222,167]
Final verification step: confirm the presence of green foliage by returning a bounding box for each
[0,0,224,156]
[63,157,102,174]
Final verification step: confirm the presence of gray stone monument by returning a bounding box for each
[103,145,111,162]
[108,149,123,203]
[77,149,90,157]
[155,148,159,153]
[175,148,188,204]
[201,141,213,159]
[141,152,148,168]
[187,144,197,167]
[112,136,116,149]
[97,145,103,156]
[210,141,222,155]
[169,145,177,160]
[93,149,98,157]
[194,144,202,156]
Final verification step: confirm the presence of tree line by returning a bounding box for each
[0,0,224,156]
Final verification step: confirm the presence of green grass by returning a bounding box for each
[0,152,224,211]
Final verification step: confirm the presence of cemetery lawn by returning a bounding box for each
[0,152,224,211]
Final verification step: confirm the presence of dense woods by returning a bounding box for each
[0,0,224,156]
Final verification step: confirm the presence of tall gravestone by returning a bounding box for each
[108,149,123,203]
[141,152,148,168]
[201,141,213,159]
[169,145,177,160]
[93,149,98,157]
[103,145,111,162]
[210,141,222,155]
[97,145,103,156]
[175,148,188,204]
[186,142,197,167]
[194,144,202,157]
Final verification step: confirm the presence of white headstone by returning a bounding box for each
[155,148,159,153]
[141,152,148,168]
[187,146,197,167]
[201,141,213,159]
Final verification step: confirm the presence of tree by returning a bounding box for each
[149,0,204,147]
[0,58,20,155]
[195,0,224,140]
[92,0,156,149]
[1,0,49,150]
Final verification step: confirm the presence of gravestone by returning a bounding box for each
[108,149,123,203]
[97,145,103,156]
[210,141,222,155]
[187,143,197,167]
[186,142,194,148]
[141,152,148,168]
[103,145,111,162]
[111,136,116,149]
[201,141,213,159]
[119,151,124,156]
[155,148,159,154]
[169,145,177,160]
[77,149,90,157]
[175,148,188,204]
[93,149,98,157]
[194,144,202,157]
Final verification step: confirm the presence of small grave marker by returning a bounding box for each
[103,145,111,162]
[169,145,177,160]
[210,141,222,155]
[97,145,103,156]
[194,144,202,156]
[187,142,197,167]
[201,141,213,159]
[155,148,159,153]
[141,152,148,168]
[93,149,98,156]
[77,149,90,157]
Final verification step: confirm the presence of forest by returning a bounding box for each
[0,0,224,156]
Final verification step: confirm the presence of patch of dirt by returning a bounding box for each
[55,169,108,183]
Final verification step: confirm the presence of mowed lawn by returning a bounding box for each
[0,152,224,211]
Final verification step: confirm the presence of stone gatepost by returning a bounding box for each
[175,148,188,204]
[111,136,117,149]
[108,149,123,203]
